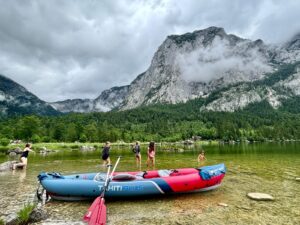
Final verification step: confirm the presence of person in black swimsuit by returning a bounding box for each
[102,141,111,166]
[132,141,141,167]
[13,143,35,169]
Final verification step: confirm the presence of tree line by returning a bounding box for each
[1,97,300,144]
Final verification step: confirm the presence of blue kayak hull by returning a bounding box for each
[38,164,226,201]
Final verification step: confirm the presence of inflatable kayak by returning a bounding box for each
[37,164,226,201]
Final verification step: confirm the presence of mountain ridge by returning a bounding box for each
[0,74,59,116]
[1,26,300,115]
[51,26,300,113]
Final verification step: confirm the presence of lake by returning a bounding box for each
[0,142,299,224]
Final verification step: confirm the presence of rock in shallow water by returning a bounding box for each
[296,177,300,181]
[0,161,17,172]
[29,207,49,223]
[218,202,228,207]
[247,192,274,201]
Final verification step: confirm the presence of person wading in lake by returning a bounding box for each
[102,141,111,166]
[147,141,155,168]
[198,150,206,164]
[132,141,141,167]
[12,143,35,170]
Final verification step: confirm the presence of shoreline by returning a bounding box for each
[1,139,300,155]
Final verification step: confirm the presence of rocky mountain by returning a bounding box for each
[50,85,129,113]
[52,26,300,113]
[3,26,299,115]
[120,27,274,110]
[0,74,59,116]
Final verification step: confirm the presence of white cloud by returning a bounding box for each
[177,37,273,83]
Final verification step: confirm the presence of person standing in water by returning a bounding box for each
[102,141,111,166]
[198,150,206,164]
[147,141,155,168]
[132,141,141,167]
[13,143,35,170]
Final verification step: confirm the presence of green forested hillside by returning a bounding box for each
[1,96,300,143]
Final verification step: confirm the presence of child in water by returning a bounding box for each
[198,150,206,163]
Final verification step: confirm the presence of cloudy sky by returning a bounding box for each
[0,0,299,102]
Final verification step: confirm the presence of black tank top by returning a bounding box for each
[102,146,110,156]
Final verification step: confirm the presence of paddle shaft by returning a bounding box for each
[102,156,121,196]
[102,165,111,195]
[85,157,121,225]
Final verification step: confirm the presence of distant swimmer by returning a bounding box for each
[12,143,35,170]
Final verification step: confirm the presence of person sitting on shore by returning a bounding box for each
[12,143,35,170]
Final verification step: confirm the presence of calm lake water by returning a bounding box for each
[0,143,299,225]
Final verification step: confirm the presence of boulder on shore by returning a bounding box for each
[247,192,274,201]
[80,146,96,151]
[6,147,22,155]
[29,207,49,223]
[9,152,17,157]
[5,206,48,225]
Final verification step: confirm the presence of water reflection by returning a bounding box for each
[12,169,27,183]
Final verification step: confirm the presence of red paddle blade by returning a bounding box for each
[83,197,101,222]
[88,197,106,225]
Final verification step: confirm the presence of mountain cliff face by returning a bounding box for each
[117,27,300,111]
[0,75,58,116]
[120,27,276,110]
[50,85,129,113]
[6,26,300,114]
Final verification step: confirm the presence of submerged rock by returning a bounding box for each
[218,202,228,207]
[29,207,49,223]
[296,177,300,181]
[0,161,17,172]
[6,218,18,225]
[178,148,184,153]
[247,192,274,201]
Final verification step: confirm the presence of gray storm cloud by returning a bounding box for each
[176,37,273,83]
[0,0,299,101]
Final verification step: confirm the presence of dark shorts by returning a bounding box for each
[102,154,109,160]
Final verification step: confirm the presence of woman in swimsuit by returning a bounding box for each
[132,141,141,167]
[147,141,155,168]
[102,141,111,166]
[13,143,35,170]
